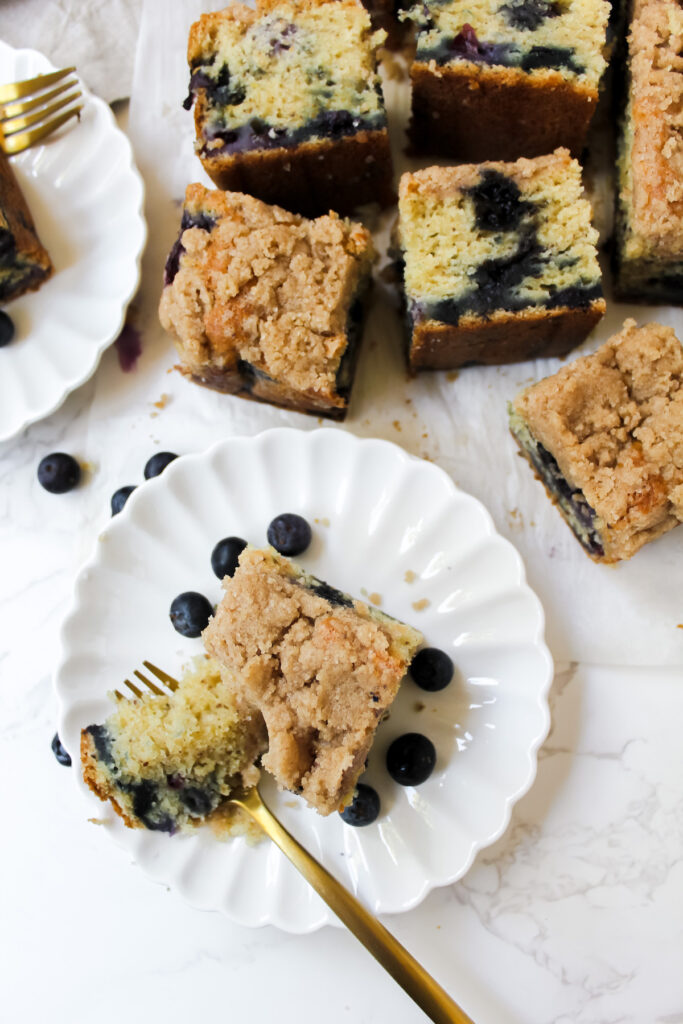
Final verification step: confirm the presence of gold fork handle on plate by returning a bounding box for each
[233,788,475,1024]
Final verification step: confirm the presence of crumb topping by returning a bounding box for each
[513,319,683,545]
[159,185,375,397]
[203,547,422,815]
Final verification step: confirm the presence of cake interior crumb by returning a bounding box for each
[368,592,382,606]
[412,598,430,611]
[404,570,417,583]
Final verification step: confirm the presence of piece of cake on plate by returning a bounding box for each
[509,319,683,562]
[407,0,610,160]
[0,149,52,303]
[203,547,423,815]
[397,148,605,371]
[614,0,683,301]
[81,658,267,835]
[184,0,393,216]
[159,184,375,420]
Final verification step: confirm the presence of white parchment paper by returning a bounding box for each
[114,0,683,666]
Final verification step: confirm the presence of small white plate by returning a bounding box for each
[0,42,146,442]
[55,428,552,933]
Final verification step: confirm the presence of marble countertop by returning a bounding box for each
[2,8,683,1024]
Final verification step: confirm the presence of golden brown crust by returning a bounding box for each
[409,61,597,161]
[513,318,683,561]
[409,302,606,370]
[0,149,52,302]
[199,130,394,218]
[81,730,140,830]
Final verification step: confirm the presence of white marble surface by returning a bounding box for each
[1,8,683,1023]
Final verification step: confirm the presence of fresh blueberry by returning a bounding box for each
[169,591,213,637]
[0,310,15,347]
[386,733,436,786]
[267,513,312,556]
[211,536,248,579]
[37,452,81,494]
[111,485,136,515]
[339,783,380,826]
[410,648,454,692]
[51,732,72,767]
[144,451,178,479]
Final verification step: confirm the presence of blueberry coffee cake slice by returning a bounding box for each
[407,0,610,160]
[184,0,393,216]
[397,149,605,371]
[510,319,683,562]
[203,547,423,816]
[0,149,52,303]
[81,658,267,835]
[614,0,683,301]
[158,184,375,419]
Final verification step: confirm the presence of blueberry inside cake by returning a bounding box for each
[407,0,609,159]
[397,149,605,370]
[510,319,683,562]
[158,184,375,419]
[81,658,266,835]
[203,547,423,815]
[0,149,52,303]
[614,0,683,301]
[184,0,393,215]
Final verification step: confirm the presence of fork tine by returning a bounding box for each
[2,90,82,135]
[143,660,180,692]
[0,80,76,120]
[3,104,82,155]
[122,678,143,699]
[133,669,165,696]
[0,67,76,105]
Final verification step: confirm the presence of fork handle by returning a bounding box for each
[237,794,475,1024]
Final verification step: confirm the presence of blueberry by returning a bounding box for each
[410,648,454,692]
[339,783,380,826]
[0,310,15,347]
[386,733,436,786]
[37,452,81,494]
[111,485,136,515]
[211,536,248,579]
[267,513,312,556]
[144,451,178,479]
[179,786,215,816]
[51,732,71,767]
[169,591,213,637]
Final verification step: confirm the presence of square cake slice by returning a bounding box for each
[0,149,52,303]
[614,0,683,301]
[81,658,267,835]
[407,0,609,161]
[510,319,683,562]
[397,149,605,371]
[184,0,393,217]
[158,185,375,419]
[203,547,423,815]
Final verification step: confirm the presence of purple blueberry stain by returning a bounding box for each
[114,321,142,372]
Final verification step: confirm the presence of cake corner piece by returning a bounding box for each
[203,546,423,816]
[509,318,683,562]
[0,149,53,304]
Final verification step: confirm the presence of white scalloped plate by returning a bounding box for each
[0,42,146,442]
[56,428,552,933]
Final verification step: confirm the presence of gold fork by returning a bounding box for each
[0,68,82,155]
[119,661,475,1024]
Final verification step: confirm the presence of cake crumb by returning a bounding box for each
[404,570,417,583]
[284,800,298,808]
[446,371,459,381]
[412,598,430,611]
[677,624,683,629]
[414,701,425,712]
[368,592,382,606]
[153,392,170,411]
[392,419,402,431]
[87,817,108,826]
[314,517,331,527]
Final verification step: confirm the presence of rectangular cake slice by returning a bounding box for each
[81,659,267,835]
[407,0,609,160]
[614,0,683,301]
[185,0,393,217]
[509,319,683,562]
[158,184,375,419]
[203,547,423,815]
[0,149,52,303]
[397,149,605,371]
